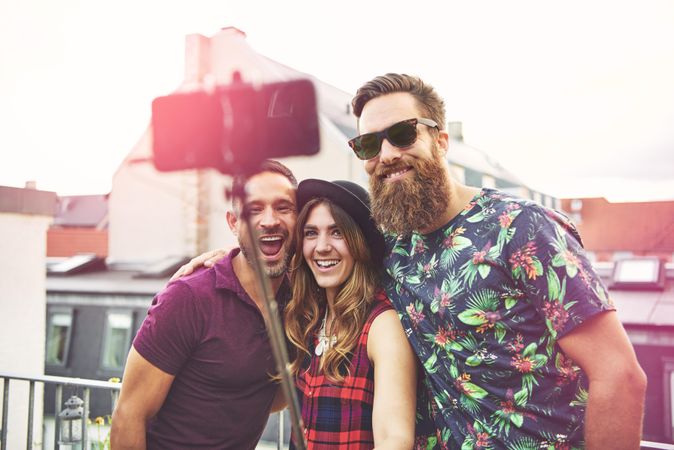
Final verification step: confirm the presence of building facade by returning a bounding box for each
[0,185,56,448]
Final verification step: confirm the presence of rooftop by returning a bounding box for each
[0,185,57,216]
[597,261,674,327]
[53,194,108,228]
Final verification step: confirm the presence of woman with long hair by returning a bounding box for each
[285,179,417,449]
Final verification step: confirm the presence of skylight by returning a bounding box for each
[610,257,665,291]
[47,254,106,276]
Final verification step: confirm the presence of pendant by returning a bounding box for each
[315,311,336,356]
[315,335,337,356]
[315,339,327,356]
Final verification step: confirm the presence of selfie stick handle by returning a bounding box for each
[232,175,307,450]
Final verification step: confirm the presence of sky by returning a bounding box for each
[1,0,673,202]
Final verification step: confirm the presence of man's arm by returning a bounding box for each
[170,249,229,281]
[557,310,647,450]
[269,386,287,413]
[110,347,175,450]
[368,309,417,450]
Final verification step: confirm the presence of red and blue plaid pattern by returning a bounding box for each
[292,291,392,449]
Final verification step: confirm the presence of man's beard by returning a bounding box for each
[369,146,451,236]
[239,231,292,279]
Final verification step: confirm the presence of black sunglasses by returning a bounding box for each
[348,118,439,160]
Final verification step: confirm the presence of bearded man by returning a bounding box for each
[111,160,296,450]
[349,73,646,450]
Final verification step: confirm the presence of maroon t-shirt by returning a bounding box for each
[133,249,289,449]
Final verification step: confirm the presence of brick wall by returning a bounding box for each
[47,227,108,257]
[561,197,674,261]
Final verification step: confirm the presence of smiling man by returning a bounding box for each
[111,160,297,450]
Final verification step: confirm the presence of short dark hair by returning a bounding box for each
[230,160,297,212]
[257,159,298,187]
[351,73,446,130]
[232,159,297,193]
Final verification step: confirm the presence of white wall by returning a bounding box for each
[109,129,200,262]
[0,211,50,448]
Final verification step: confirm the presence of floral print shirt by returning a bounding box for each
[384,188,614,450]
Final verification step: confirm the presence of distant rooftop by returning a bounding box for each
[597,260,674,328]
[46,255,189,295]
[47,268,168,296]
[560,197,674,258]
[0,185,57,216]
[53,194,108,228]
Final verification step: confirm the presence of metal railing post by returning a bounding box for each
[277,410,284,450]
[83,388,90,450]
[54,384,62,450]
[2,377,9,449]
[26,380,35,449]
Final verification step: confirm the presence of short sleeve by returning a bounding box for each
[506,206,615,339]
[133,281,204,374]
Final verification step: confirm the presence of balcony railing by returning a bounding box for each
[1,371,671,450]
[0,371,287,449]
[1,371,120,449]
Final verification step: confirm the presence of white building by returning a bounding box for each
[0,184,56,449]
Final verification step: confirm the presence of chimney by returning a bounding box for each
[184,34,212,85]
[219,26,246,37]
[447,121,463,142]
[24,180,37,190]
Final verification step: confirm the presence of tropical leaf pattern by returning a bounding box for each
[387,189,614,450]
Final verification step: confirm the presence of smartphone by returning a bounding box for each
[151,78,320,175]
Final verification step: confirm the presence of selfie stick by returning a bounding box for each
[230,175,307,450]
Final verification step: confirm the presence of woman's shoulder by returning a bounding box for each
[372,287,394,310]
[361,288,392,326]
[364,289,397,330]
[366,306,410,363]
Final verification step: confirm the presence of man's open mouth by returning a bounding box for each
[258,235,284,257]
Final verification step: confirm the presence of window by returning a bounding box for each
[101,311,133,370]
[46,310,73,366]
[611,257,665,291]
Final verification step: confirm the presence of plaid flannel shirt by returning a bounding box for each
[292,291,392,449]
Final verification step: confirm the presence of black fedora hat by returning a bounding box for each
[296,179,385,265]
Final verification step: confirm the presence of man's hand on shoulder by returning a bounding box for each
[170,248,230,281]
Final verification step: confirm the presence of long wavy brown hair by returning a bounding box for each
[285,198,380,383]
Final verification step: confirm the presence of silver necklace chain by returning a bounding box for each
[315,309,337,356]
